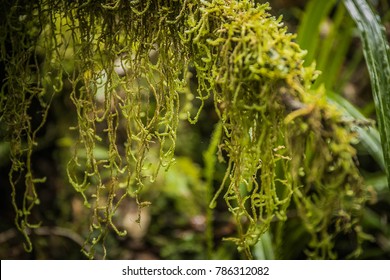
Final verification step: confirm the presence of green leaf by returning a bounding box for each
[344,0,390,188]
[296,0,337,66]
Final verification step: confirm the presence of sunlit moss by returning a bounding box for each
[0,0,369,259]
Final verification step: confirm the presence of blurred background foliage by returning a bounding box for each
[1,0,390,259]
[265,0,390,259]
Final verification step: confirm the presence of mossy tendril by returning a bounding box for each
[0,0,369,259]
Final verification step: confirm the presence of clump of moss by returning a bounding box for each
[0,0,369,259]
[182,0,368,258]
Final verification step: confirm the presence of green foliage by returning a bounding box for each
[0,0,372,259]
[296,0,389,179]
[344,0,390,187]
[288,0,390,259]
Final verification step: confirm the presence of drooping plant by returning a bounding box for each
[0,0,370,259]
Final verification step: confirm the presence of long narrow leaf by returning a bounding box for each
[296,0,337,66]
[344,0,390,188]
[315,5,354,90]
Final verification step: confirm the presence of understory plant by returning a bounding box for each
[0,0,377,259]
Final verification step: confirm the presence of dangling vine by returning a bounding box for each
[0,0,369,259]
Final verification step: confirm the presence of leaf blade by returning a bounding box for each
[344,0,390,188]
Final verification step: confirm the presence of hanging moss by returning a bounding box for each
[0,0,369,259]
